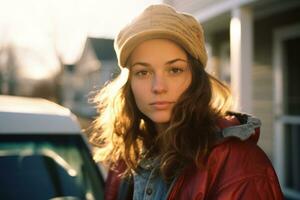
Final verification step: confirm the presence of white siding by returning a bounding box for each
[252,64,273,158]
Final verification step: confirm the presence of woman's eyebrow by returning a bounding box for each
[165,58,187,65]
[130,58,187,68]
[130,62,151,68]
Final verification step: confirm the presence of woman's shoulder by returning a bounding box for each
[207,137,279,189]
[202,138,283,199]
[168,113,283,199]
[210,137,273,171]
[210,110,275,180]
[172,138,283,199]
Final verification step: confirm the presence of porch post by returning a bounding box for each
[230,7,253,113]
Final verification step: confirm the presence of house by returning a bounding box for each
[164,0,300,198]
[60,38,118,119]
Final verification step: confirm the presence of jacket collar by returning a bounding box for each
[216,111,261,143]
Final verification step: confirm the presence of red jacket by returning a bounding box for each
[105,114,284,200]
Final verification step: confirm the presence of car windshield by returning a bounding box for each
[0,134,104,200]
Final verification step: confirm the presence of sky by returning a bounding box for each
[0,0,161,79]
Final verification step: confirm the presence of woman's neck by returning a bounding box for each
[155,123,169,135]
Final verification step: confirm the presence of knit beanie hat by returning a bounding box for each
[114,4,208,68]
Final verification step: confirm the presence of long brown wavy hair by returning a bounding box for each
[89,54,232,181]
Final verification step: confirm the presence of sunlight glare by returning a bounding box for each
[87,0,162,38]
[0,0,162,77]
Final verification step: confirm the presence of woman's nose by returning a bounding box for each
[151,75,167,94]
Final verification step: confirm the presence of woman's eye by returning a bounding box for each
[135,70,149,77]
[169,67,184,74]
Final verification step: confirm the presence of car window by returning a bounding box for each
[0,134,104,200]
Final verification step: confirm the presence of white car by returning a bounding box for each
[0,95,104,200]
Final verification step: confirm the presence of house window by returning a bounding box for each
[283,37,300,194]
[274,23,300,199]
[274,28,300,199]
[285,124,300,191]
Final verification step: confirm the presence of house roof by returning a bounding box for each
[89,38,117,61]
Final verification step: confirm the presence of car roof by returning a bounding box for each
[0,95,81,134]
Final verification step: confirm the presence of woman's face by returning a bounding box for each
[129,39,192,126]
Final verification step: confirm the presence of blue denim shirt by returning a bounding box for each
[133,157,175,200]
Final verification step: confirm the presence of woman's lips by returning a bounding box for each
[149,101,174,110]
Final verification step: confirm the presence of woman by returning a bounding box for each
[90,4,283,200]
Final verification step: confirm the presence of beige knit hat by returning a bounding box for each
[114,4,208,68]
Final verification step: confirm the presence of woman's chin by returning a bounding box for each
[149,116,171,124]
